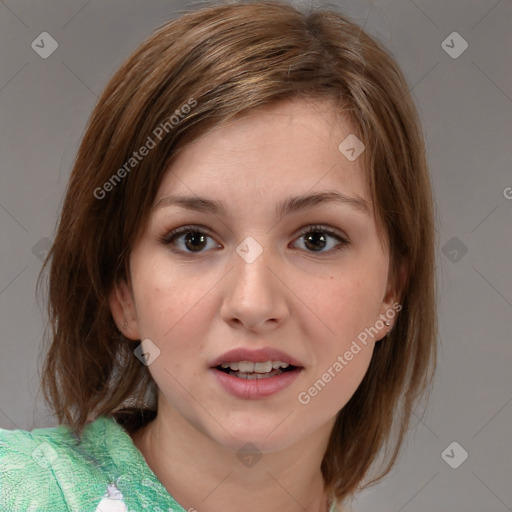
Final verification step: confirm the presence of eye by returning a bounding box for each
[292,225,349,253]
[159,225,221,254]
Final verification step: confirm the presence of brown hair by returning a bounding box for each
[39,0,437,505]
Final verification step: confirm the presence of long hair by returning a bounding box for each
[39,1,437,504]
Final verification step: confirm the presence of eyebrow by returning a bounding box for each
[153,191,371,217]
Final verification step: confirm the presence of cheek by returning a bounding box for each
[130,252,215,342]
[301,260,388,401]
[300,283,378,417]
[303,259,388,410]
[313,269,387,342]
[310,352,373,419]
[132,270,213,395]
[138,289,212,352]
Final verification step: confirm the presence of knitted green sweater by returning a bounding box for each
[0,415,186,511]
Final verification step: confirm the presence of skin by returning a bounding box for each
[110,98,398,512]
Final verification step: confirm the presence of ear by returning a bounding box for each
[109,278,140,340]
[374,261,407,341]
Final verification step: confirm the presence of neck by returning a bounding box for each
[130,399,336,512]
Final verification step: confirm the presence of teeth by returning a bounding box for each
[219,360,291,372]
[254,361,273,373]
[238,361,255,372]
[232,369,282,379]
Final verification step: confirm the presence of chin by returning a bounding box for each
[203,414,308,454]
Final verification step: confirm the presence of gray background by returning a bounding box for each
[1,0,511,511]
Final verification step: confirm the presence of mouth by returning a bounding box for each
[215,360,300,380]
[209,347,304,399]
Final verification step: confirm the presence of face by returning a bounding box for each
[110,98,397,453]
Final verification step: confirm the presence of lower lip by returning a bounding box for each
[210,368,302,399]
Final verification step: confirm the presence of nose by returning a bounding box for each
[220,240,289,333]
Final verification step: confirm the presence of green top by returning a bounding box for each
[1,415,339,511]
[0,415,185,511]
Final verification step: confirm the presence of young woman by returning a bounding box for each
[0,2,436,511]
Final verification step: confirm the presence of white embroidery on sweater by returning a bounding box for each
[95,483,128,512]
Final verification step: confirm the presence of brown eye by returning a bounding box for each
[293,226,349,253]
[159,226,221,254]
[303,231,328,252]
[182,231,208,252]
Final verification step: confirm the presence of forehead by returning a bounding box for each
[155,98,370,210]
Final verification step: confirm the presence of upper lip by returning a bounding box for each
[210,347,304,368]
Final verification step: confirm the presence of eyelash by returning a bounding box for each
[158,224,350,256]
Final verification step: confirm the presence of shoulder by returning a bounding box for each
[0,421,69,510]
[0,417,116,511]
[1,415,187,512]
